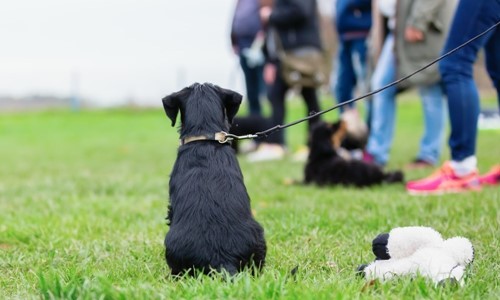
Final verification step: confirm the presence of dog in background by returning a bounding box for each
[305,120,404,187]
[339,109,368,157]
[162,83,266,276]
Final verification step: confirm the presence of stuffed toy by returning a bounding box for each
[358,226,474,286]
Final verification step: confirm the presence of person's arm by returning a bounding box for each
[406,0,445,34]
[268,0,314,28]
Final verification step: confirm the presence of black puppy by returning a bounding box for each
[304,121,403,187]
[162,83,266,276]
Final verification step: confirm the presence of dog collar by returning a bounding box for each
[180,131,231,145]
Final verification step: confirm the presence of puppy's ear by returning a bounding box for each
[162,88,188,126]
[332,120,347,149]
[215,86,242,123]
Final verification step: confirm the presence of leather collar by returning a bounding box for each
[180,132,229,145]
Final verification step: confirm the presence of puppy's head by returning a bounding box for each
[340,110,368,150]
[309,120,347,155]
[162,83,242,137]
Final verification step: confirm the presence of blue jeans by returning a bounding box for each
[439,0,500,161]
[333,38,369,112]
[239,52,265,116]
[367,34,446,165]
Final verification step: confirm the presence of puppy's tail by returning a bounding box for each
[383,170,404,183]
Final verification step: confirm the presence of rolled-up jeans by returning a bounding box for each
[439,0,500,161]
[367,34,446,165]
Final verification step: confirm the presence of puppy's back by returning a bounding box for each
[166,143,266,275]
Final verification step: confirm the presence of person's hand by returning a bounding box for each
[405,26,424,42]
[264,63,276,85]
[260,6,272,24]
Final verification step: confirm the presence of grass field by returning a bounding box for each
[1,94,499,299]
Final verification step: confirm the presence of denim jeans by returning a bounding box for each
[239,52,265,116]
[439,0,500,162]
[367,34,446,165]
[333,38,369,113]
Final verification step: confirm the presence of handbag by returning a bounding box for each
[273,29,328,88]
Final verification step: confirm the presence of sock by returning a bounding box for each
[450,156,477,177]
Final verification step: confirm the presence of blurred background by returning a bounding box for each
[0,0,243,109]
[0,0,493,111]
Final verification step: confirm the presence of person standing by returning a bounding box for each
[231,0,266,116]
[364,0,456,168]
[407,0,500,194]
[333,0,372,112]
[247,0,323,162]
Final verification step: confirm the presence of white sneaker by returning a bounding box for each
[238,140,258,154]
[246,144,286,162]
[292,146,309,162]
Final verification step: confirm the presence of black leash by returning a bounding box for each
[224,20,500,142]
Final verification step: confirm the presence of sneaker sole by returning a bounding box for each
[479,176,500,186]
[480,182,500,187]
[406,188,481,197]
[407,185,481,196]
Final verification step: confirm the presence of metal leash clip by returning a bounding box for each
[218,132,258,144]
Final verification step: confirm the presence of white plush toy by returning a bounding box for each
[358,226,474,286]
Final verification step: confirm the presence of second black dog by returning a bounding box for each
[162,83,266,276]
[305,121,404,187]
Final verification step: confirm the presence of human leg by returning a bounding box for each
[351,38,369,95]
[240,53,263,116]
[439,0,500,163]
[479,22,500,185]
[247,65,288,162]
[267,67,288,146]
[484,26,500,106]
[301,87,321,129]
[366,34,397,166]
[415,83,446,165]
[351,38,371,123]
[335,40,357,111]
[406,0,500,194]
[246,65,288,162]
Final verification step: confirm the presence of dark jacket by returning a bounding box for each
[335,0,372,40]
[268,0,322,51]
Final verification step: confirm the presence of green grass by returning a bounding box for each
[1,94,499,299]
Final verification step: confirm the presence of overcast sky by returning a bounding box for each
[0,0,239,105]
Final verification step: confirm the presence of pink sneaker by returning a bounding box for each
[406,161,453,189]
[479,165,500,186]
[406,162,481,195]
